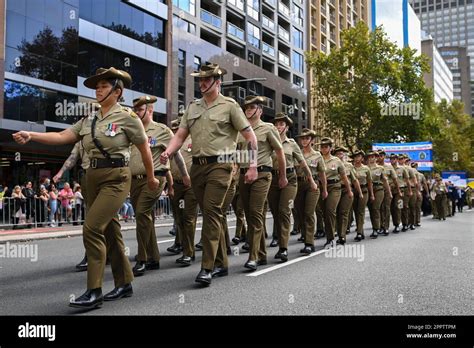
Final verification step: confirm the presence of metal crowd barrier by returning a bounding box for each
[0,195,235,230]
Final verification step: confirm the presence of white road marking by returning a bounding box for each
[247,248,331,277]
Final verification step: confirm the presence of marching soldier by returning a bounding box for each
[160,64,259,285]
[294,129,327,252]
[268,113,318,261]
[169,118,199,266]
[319,138,353,247]
[129,96,190,277]
[14,67,159,308]
[236,96,287,270]
[433,175,447,220]
[391,154,411,233]
[367,151,391,238]
[377,151,401,236]
[403,157,420,230]
[411,162,429,227]
[231,171,247,246]
[352,150,374,241]
[334,146,361,245]
[397,154,414,232]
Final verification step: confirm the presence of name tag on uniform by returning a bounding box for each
[375,172,381,176]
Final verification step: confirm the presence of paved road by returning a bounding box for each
[1,210,472,315]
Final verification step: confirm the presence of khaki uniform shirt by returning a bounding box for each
[271,137,304,170]
[354,164,372,186]
[415,171,425,191]
[170,136,193,181]
[382,163,397,185]
[324,155,345,181]
[71,140,90,170]
[70,103,147,162]
[369,164,386,185]
[237,120,282,169]
[296,149,326,177]
[129,121,173,175]
[179,94,250,157]
[393,164,409,188]
[434,182,447,194]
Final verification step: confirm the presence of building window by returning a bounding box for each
[193,56,201,99]
[173,15,196,34]
[248,51,261,66]
[292,28,303,49]
[292,4,304,26]
[78,39,165,97]
[5,0,79,86]
[293,75,304,87]
[178,50,186,79]
[79,0,166,49]
[4,80,81,124]
[247,22,261,48]
[247,0,260,21]
[292,51,304,73]
[173,0,196,16]
[228,0,245,11]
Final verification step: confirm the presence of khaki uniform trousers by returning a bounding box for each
[171,181,198,257]
[336,188,353,240]
[401,187,411,227]
[368,186,384,230]
[295,177,320,245]
[239,172,272,261]
[84,167,133,289]
[415,192,422,224]
[190,162,232,271]
[408,187,417,225]
[353,188,369,235]
[268,172,298,249]
[391,189,404,227]
[322,183,342,241]
[232,185,247,240]
[381,186,393,231]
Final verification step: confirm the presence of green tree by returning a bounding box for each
[306,22,432,151]
[420,100,474,176]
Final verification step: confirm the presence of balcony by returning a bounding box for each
[227,22,245,41]
[227,0,245,11]
[278,25,290,41]
[329,12,336,23]
[262,15,276,31]
[262,42,276,58]
[278,1,290,17]
[321,5,326,14]
[311,37,318,47]
[321,43,327,52]
[329,0,336,7]
[263,0,277,8]
[278,51,290,66]
[201,9,222,29]
[330,31,336,42]
[321,23,326,32]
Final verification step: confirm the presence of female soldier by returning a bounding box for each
[268,113,318,262]
[352,150,374,241]
[237,96,287,271]
[13,67,158,309]
[294,129,327,254]
[319,138,353,248]
[367,151,390,238]
[334,146,362,245]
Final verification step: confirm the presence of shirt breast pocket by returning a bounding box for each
[209,110,230,123]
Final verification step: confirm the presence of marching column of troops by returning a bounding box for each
[12,64,459,310]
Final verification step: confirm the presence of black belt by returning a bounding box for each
[90,158,126,169]
[327,179,340,184]
[297,175,317,181]
[360,183,368,188]
[132,170,169,179]
[373,182,383,186]
[240,165,272,174]
[272,168,295,175]
[192,155,234,165]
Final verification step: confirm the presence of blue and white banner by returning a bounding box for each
[372,141,433,171]
[442,171,467,187]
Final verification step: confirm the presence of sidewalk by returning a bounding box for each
[0,215,241,243]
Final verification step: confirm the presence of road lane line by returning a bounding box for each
[247,248,331,277]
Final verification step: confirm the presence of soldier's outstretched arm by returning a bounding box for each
[12,129,79,146]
